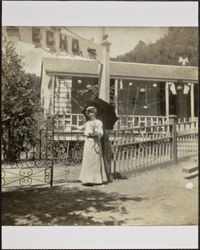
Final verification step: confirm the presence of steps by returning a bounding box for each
[183,170,198,179]
[182,158,198,179]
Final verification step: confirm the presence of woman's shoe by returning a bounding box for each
[96,184,105,188]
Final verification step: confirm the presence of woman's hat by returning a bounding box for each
[86,106,97,114]
[86,106,97,111]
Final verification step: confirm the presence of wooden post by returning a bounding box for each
[99,37,111,102]
[51,75,55,115]
[114,79,118,115]
[98,34,112,182]
[169,115,178,164]
[50,76,56,187]
[190,83,195,120]
[165,82,169,121]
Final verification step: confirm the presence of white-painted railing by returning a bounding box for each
[54,114,85,132]
[114,115,168,130]
[54,113,170,132]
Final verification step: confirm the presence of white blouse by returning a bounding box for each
[79,119,103,138]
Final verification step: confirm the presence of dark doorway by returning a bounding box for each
[169,82,191,121]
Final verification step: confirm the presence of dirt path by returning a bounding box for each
[2,161,198,226]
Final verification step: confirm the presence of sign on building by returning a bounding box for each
[3,26,103,61]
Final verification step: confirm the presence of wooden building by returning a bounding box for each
[2,26,198,131]
[41,57,198,132]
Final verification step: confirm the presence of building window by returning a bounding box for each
[117,79,163,116]
[54,77,72,114]
[72,39,80,55]
[71,77,98,114]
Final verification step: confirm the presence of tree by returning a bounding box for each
[113,27,198,66]
[2,40,42,161]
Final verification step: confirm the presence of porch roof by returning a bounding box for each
[42,57,99,77]
[111,61,198,82]
[42,57,198,82]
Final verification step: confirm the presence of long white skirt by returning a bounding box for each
[79,137,108,184]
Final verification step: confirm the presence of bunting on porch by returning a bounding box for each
[183,84,190,95]
[178,56,189,66]
[169,82,177,95]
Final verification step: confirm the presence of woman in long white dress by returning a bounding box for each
[77,106,108,186]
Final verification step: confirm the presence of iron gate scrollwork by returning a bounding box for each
[2,117,54,189]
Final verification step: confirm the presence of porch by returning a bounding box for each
[41,58,198,135]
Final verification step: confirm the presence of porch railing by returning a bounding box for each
[53,113,169,132]
[114,115,168,130]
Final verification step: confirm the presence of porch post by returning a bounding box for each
[114,79,118,115]
[98,36,111,102]
[190,83,195,120]
[50,75,56,187]
[169,115,178,165]
[51,75,56,115]
[98,34,112,182]
[165,81,170,120]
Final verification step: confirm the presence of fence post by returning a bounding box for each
[50,114,55,187]
[169,115,178,164]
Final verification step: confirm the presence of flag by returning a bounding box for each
[178,57,183,63]
[169,82,177,95]
[183,84,190,95]
[178,56,189,66]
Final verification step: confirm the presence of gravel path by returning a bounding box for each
[2,160,198,226]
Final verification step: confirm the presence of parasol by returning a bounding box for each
[82,98,118,130]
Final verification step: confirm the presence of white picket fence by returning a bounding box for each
[109,119,198,174]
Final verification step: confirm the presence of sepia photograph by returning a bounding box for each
[1,1,199,249]
[2,25,198,226]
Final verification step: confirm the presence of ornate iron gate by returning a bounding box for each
[2,119,54,189]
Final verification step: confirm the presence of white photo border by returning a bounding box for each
[2,1,199,249]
